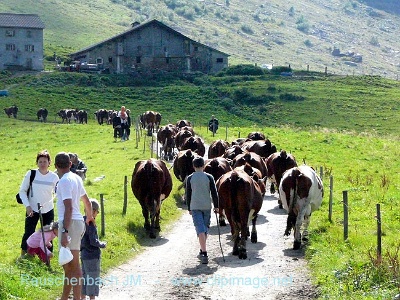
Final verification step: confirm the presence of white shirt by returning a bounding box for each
[19,169,59,213]
[56,171,87,221]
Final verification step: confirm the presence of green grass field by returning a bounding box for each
[0,70,400,299]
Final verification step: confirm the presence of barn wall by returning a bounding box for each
[70,21,228,75]
[0,27,44,71]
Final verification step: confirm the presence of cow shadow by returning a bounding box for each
[182,265,219,277]
[267,205,288,215]
[126,221,169,247]
[282,246,306,258]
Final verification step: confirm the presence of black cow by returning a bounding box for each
[37,108,48,122]
[4,105,18,118]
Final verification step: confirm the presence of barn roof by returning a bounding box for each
[0,13,45,29]
[70,19,228,57]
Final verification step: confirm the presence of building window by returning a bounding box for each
[26,30,32,38]
[25,45,35,52]
[6,44,15,51]
[96,58,103,64]
[194,46,198,51]
[216,58,224,63]
[5,30,15,37]
[136,56,141,64]
[166,57,170,64]
[108,56,113,63]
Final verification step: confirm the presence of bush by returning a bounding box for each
[220,64,265,76]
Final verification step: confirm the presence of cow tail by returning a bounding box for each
[230,171,240,240]
[285,169,298,236]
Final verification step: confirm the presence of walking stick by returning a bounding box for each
[37,203,50,268]
[215,211,225,262]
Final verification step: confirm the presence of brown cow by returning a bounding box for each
[180,136,206,157]
[142,110,160,136]
[266,150,297,208]
[4,105,18,118]
[216,169,263,259]
[131,159,173,238]
[176,119,192,129]
[175,129,193,150]
[204,157,232,226]
[173,149,199,182]
[234,163,266,196]
[157,124,177,160]
[247,132,266,140]
[241,139,277,158]
[208,139,230,159]
[232,152,268,178]
[223,145,246,160]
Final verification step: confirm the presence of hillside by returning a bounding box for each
[1,0,400,79]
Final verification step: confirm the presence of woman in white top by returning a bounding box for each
[18,150,59,258]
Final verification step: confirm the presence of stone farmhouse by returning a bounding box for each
[0,13,45,71]
[69,19,229,74]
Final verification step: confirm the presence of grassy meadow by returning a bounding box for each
[0,70,400,299]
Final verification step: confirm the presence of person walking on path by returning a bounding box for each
[54,152,94,300]
[81,199,107,300]
[18,150,59,260]
[185,157,219,264]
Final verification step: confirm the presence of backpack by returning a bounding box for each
[16,170,36,204]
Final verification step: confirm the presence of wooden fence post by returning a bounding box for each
[328,175,333,222]
[100,194,105,237]
[122,176,128,215]
[319,166,323,181]
[376,203,382,262]
[343,191,348,240]
[151,135,154,158]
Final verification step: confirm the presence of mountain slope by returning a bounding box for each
[1,0,400,78]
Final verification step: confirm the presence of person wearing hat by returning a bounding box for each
[26,221,59,264]
[185,157,219,264]
[81,199,106,300]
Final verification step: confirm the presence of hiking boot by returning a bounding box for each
[200,254,208,264]
[197,250,207,259]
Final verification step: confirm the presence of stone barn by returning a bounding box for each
[69,19,229,75]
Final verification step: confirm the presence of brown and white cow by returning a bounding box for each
[4,105,18,118]
[247,131,266,141]
[279,165,324,249]
[216,169,263,259]
[266,150,297,207]
[208,139,230,159]
[142,110,161,135]
[131,159,173,238]
[157,124,177,161]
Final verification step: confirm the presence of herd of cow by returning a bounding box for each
[132,121,324,259]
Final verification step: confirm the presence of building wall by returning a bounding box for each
[72,23,228,74]
[0,27,44,71]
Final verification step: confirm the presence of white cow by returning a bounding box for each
[279,165,324,249]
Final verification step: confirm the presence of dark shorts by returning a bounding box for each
[191,210,211,235]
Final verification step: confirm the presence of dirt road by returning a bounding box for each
[100,190,319,300]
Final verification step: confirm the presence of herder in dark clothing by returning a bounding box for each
[208,115,219,134]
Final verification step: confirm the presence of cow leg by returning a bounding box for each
[250,212,258,244]
[238,234,247,260]
[232,224,240,256]
[293,207,308,250]
[141,207,150,231]
[218,210,227,226]
[302,206,312,242]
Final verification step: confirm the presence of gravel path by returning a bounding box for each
[100,190,319,300]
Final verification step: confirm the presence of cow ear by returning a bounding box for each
[252,174,260,182]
